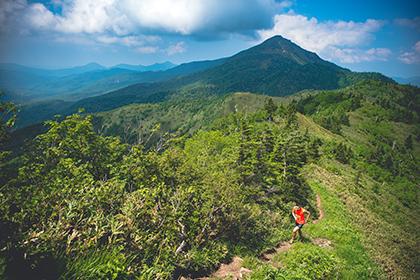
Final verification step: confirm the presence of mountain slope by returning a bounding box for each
[3,80,418,280]
[68,36,393,115]
[292,81,419,279]
[194,36,393,96]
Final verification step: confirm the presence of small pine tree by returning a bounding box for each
[264,98,278,122]
[285,102,297,127]
[307,138,322,160]
[334,143,353,164]
[404,135,413,150]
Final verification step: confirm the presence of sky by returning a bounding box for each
[0,0,419,77]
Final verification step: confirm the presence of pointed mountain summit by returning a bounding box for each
[236,35,327,65]
[195,35,392,96]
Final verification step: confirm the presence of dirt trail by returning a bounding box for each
[189,194,327,280]
[313,194,324,224]
[259,194,325,263]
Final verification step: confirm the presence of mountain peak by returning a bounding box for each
[262,35,291,44]
[224,35,327,70]
[83,62,105,68]
[258,35,300,49]
[77,63,106,71]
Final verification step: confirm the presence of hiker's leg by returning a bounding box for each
[298,228,303,239]
[290,226,299,243]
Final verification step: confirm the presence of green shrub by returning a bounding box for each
[61,248,132,280]
[179,242,228,275]
[247,265,287,280]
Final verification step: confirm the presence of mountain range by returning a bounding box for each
[393,75,420,87]
[112,61,176,72]
[3,35,397,128]
[0,61,177,102]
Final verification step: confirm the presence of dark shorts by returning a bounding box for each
[295,223,304,229]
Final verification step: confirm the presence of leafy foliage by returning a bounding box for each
[1,105,317,279]
[1,79,418,279]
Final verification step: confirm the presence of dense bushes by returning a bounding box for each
[0,109,316,279]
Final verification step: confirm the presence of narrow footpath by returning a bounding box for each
[188,194,329,280]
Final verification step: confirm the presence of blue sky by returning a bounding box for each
[0,0,419,77]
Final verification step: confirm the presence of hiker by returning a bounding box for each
[290,205,310,243]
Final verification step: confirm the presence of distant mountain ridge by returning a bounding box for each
[112,61,176,72]
[0,62,106,77]
[0,59,221,103]
[393,76,420,87]
[5,35,395,128]
[66,36,393,115]
[0,61,178,75]
[0,61,177,78]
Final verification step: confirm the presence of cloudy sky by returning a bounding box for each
[0,0,419,77]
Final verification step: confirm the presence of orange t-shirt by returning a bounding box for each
[294,207,305,224]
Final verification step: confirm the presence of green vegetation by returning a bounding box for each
[0,79,418,279]
[1,99,320,279]
[94,90,285,146]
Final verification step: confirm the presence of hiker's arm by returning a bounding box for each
[304,209,311,220]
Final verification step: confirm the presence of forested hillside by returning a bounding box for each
[1,79,418,279]
[12,36,392,129]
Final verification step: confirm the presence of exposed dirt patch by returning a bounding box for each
[313,238,332,248]
[313,194,324,224]
[259,241,291,267]
[192,256,251,280]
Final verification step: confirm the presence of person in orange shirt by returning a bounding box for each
[290,205,311,244]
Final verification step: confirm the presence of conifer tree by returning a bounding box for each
[405,135,413,150]
[264,98,277,122]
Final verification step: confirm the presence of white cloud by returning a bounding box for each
[135,46,159,54]
[259,14,384,53]
[96,34,160,47]
[399,41,420,64]
[24,0,129,34]
[3,0,285,37]
[26,3,58,30]
[258,13,388,63]
[415,41,420,52]
[53,34,97,45]
[0,0,28,33]
[166,42,186,55]
[394,17,420,32]
[277,1,293,9]
[121,0,285,36]
[329,47,391,63]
